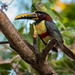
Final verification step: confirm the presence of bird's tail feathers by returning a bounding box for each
[58,42,75,60]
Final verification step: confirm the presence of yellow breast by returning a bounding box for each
[34,20,52,44]
[34,20,47,35]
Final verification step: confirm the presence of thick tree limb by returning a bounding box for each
[0,9,57,75]
[41,39,57,60]
[0,9,36,64]
[33,30,38,50]
[33,36,38,49]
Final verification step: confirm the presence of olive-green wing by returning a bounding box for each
[45,21,63,43]
[45,21,75,60]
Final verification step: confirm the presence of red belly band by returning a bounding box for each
[39,31,49,38]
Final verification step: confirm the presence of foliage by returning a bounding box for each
[0,0,75,75]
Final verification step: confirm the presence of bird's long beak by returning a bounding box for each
[15,13,39,20]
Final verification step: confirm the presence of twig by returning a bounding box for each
[41,39,57,60]
[10,55,20,62]
[11,59,21,75]
[10,57,21,75]
[56,70,68,72]
[0,55,20,64]
[61,27,75,33]
[14,59,21,71]
[11,64,18,75]
[8,0,14,5]
[0,41,9,44]
[1,0,14,10]
[62,60,75,74]
[63,35,75,37]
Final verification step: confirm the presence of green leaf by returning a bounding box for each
[25,70,32,75]
[0,64,11,75]
[0,64,11,70]
[19,60,32,74]
[38,36,45,51]
[32,0,39,4]
[19,60,28,70]
[49,0,57,4]
[22,33,33,44]
[31,3,37,12]
[18,26,24,35]
[44,1,53,9]
[30,24,34,37]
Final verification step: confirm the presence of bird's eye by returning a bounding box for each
[37,13,41,16]
[38,13,41,15]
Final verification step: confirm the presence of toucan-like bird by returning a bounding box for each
[15,11,75,60]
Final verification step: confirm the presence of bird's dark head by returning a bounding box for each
[15,11,53,21]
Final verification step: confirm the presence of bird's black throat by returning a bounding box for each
[34,20,42,25]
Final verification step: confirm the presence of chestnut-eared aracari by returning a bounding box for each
[15,11,75,60]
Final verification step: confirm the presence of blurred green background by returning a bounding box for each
[0,0,75,75]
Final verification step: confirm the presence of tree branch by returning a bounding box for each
[0,9,36,64]
[33,29,38,49]
[0,9,57,75]
[61,26,75,33]
[0,55,20,64]
[8,0,14,5]
[41,39,57,60]
[0,41,9,44]
[62,60,75,74]
[10,64,18,75]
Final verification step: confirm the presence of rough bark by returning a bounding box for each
[0,9,57,75]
